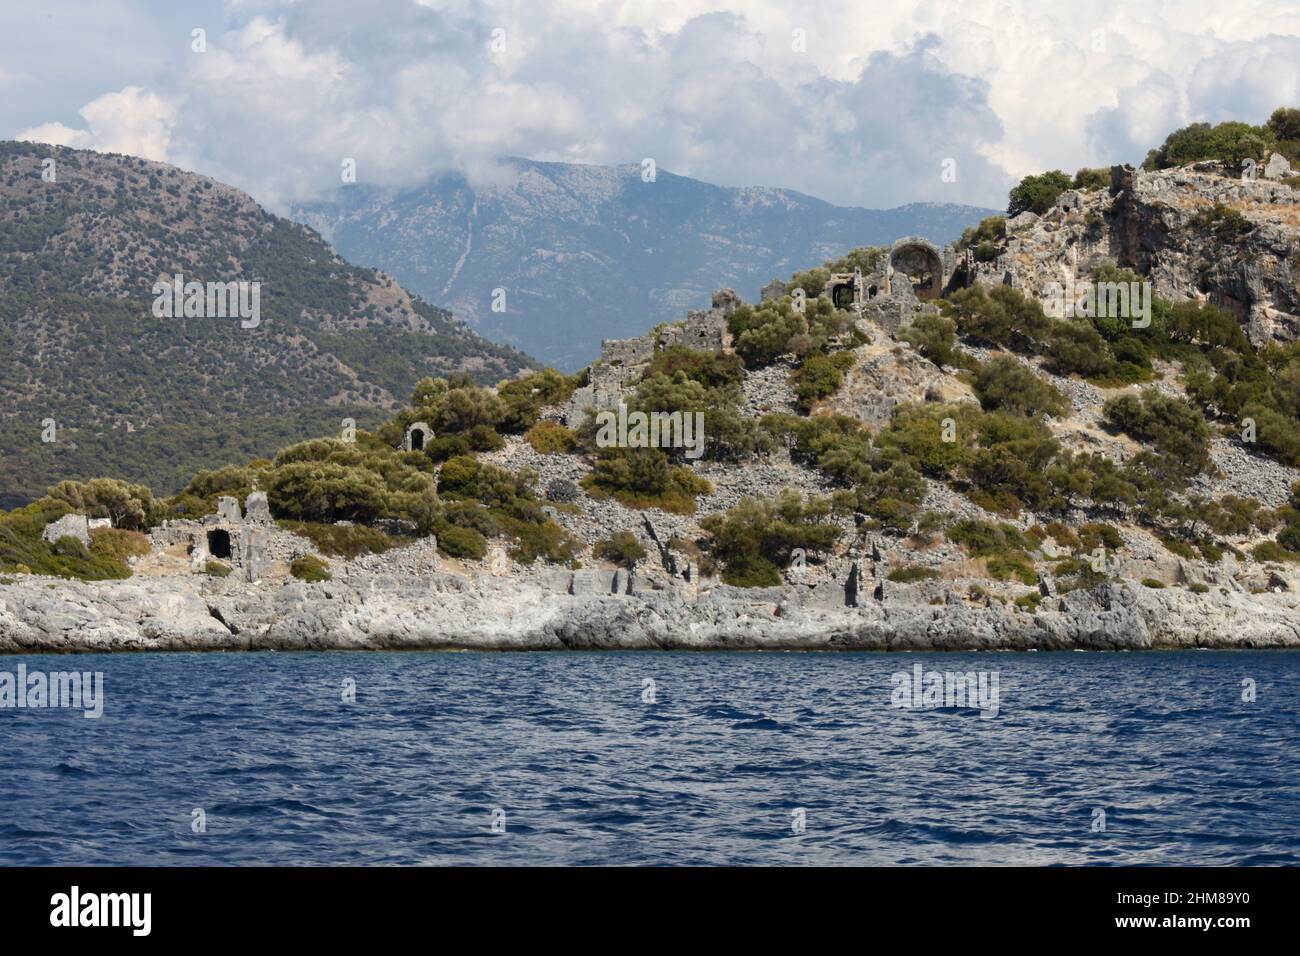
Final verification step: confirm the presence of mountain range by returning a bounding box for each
[294,159,998,369]
[0,141,535,506]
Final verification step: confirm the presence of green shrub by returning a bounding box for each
[264,436,437,530]
[1043,521,1080,549]
[435,523,488,560]
[1141,578,1166,589]
[700,491,840,587]
[0,501,132,580]
[277,520,403,559]
[594,531,648,568]
[1189,202,1254,241]
[887,564,940,583]
[1078,522,1124,552]
[45,478,155,530]
[972,356,1068,418]
[1046,321,1116,378]
[942,285,1053,354]
[643,347,745,390]
[879,403,976,477]
[525,420,578,454]
[89,528,151,562]
[947,520,1031,556]
[791,351,856,411]
[1072,167,1110,191]
[290,555,332,582]
[204,561,232,578]
[582,447,712,514]
[1253,540,1300,564]
[179,466,255,515]
[1188,582,1210,594]
[901,314,966,368]
[1008,170,1072,216]
[956,216,1006,254]
[629,368,770,462]
[987,552,1037,585]
[1143,120,1274,171]
[1102,390,1211,480]
[727,296,853,369]
[507,519,580,567]
[496,369,580,432]
[52,535,88,559]
[1015,591,1042,612]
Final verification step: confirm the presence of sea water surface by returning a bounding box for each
[1,650,1297,866]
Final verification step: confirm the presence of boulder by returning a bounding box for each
[1264,152,1292,180]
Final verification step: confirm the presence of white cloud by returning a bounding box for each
[18,86,177,161]
[10,0,1300,210]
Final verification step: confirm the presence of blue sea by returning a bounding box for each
[0,650,1296,866]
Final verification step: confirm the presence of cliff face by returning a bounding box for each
[991,160,1300,344]
[1,561,1297,653]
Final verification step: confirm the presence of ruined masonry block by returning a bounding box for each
[42,514,91,548]
[216,496,242,523]
[245,491,272,524]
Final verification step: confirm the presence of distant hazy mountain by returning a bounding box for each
[294,159,999,370]
[0,142,535,505]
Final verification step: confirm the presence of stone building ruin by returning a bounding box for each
[403,421,433,452]
[566,289,738,426]
[821,237,959,316]
[149,491,311,581]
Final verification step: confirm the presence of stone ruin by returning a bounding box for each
[562,232,1001,427]
[42,513,91,548]
[565,289,739,426]
[149,491,311,582]
[819,237,961,333]
[403,421,433,452]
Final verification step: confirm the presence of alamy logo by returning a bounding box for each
[594,402,705,460]
[50,886,150,936]
[152,273,261,328]
[0,665,103,718]
[1042,276,1151,328]
[891,663,999,719]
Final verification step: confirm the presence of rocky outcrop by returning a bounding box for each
[1,570,1297,653]
[988,160,1300,346]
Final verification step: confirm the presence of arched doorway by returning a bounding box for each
[890,240,945,299]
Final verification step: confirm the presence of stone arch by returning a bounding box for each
[404,421,433,452]
[829,280,857,310]
[889,237,945,299]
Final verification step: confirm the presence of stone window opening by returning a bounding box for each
[207,529,232,560]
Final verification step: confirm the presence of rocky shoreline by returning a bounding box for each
[2,568,1298,653]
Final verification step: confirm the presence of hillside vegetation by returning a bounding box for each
[5,114,1300,603]
[0,141,535,506]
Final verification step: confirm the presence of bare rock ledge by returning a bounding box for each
[1,574,1298,653]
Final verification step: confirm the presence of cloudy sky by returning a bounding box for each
[5,0,1299,212]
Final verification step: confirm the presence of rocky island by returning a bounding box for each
[5,115,1300,652]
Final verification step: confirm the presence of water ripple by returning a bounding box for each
[0,650,1296,865]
